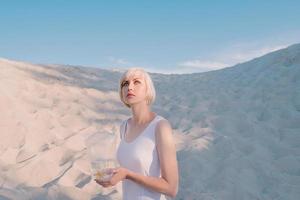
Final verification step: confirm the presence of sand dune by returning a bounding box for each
[0,44,300,199]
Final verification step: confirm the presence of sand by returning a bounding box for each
[0,44,299,199]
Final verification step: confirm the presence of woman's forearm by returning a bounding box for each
[126,170,177,198]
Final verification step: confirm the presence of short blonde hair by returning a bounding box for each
[119,68,156,108]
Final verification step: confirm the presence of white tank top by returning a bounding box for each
[116,115,169,200]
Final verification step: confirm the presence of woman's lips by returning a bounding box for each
[127,94,135,97]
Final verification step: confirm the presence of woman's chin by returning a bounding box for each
[126,100,146,106]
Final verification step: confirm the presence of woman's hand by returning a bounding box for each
[95,167,129,188]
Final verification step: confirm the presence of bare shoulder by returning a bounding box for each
[156,118,172,131]
[155,118,173,140]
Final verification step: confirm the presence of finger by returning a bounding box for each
[96,180,106,185]
[95,179,108,185]
[102,182,112,187]
[112,168,119,174]
[103,184,111,188]
[95,179,103,185]
[95,181,110,187]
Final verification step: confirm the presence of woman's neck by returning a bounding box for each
[130,103,155,125]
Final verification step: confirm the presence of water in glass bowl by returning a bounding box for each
[91,159,117,181]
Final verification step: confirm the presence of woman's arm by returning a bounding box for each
[96,119,179,198]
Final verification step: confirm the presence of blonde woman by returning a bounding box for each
[96,68,179,199]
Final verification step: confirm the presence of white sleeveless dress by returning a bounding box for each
[116,115,169,200]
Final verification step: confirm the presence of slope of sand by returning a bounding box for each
[0,44,300,199]
[0,59,126,199]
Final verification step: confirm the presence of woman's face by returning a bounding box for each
[121,72,147,106]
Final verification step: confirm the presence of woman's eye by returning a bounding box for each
[122,82,129,87]
[134,81,140,84]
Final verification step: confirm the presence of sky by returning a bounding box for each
[1,0,300,74]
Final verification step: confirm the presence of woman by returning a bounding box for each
[96,68,179,199]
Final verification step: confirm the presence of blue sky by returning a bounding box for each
[1,0,300,73]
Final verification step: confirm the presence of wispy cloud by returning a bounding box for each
[106,56,157,74]
[226,44,288,63]
[177,42,292,73]
[179,60,229,71]
[105,41,295,75]
[108,56,131,65]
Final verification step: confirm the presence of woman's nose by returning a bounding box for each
[128,82,134,90]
